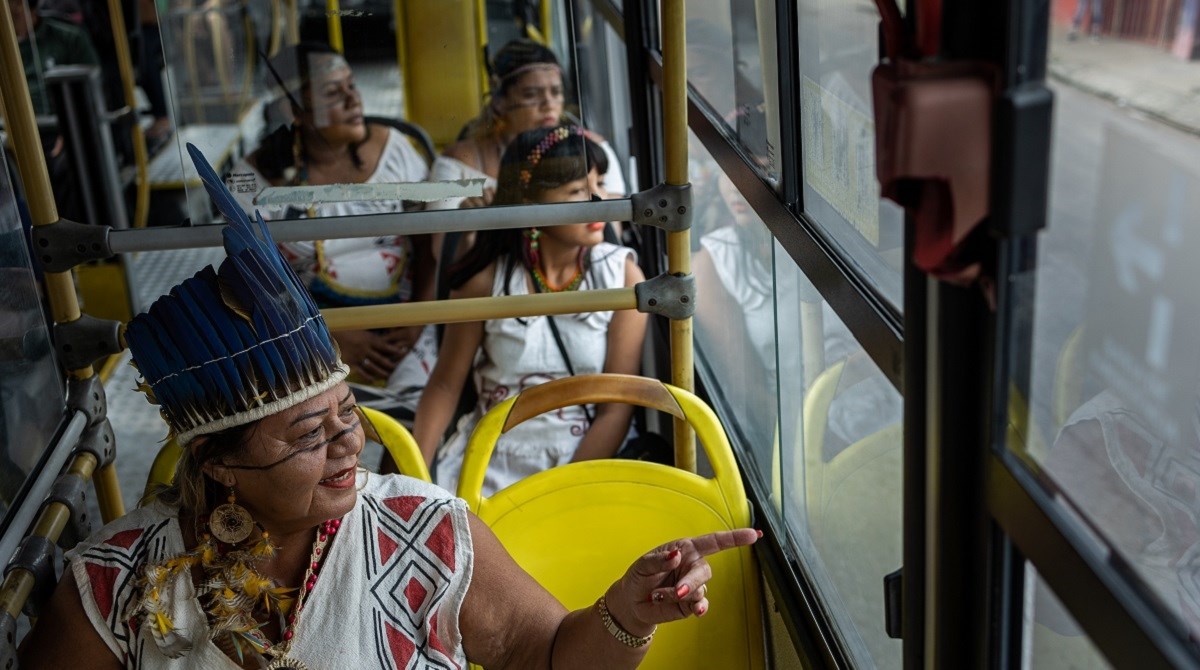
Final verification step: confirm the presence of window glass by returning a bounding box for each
[685,0,780,183]
[690,131,904,668]
[1019,29,1200,652]
[1025,567,1114,669]
[0,153,65,528]
[797,0,904,308]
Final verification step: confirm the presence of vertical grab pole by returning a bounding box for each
[105,0,150,228]
[661,0,695,472]
[326,0,343,53]
[0,1,125,520]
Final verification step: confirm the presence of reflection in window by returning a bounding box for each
[0,157,65,527]
[1026,31,1200,646]
[797,0,903,308]
[685,0,779,182]
[689,135,903,669]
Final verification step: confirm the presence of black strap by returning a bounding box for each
[533,272,596,425]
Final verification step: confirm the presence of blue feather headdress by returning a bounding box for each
[124,144,348,444]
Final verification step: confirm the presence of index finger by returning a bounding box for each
[686,528,761,557]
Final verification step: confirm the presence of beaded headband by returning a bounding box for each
[124,144,348,445]
[519,125,585,189]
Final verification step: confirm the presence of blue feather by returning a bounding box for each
[187,267,278,393]
[163,285,240,413]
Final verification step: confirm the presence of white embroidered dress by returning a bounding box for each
[68,474,473,669]
[434,242,634,496]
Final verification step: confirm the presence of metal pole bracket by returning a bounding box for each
[46,472,91,549]
[53,314,123,371]
[5,536,58,618]
[631,183,692,232]
[28,218,113,272]
[636,272,695,320]
[76,419,116,469]
[66,375,107,426]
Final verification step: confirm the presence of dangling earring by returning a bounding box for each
[523,228,541,269]
[210,487,254,545]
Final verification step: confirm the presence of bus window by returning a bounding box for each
[0,153,65,528]
[690,131,904,669]
[685,0,779,184]
[1026,568,1114,669]
[797,0,904,309]
[1021,26,1200,648]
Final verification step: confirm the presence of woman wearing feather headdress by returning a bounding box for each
[229,42,436,403]
[18,145,757,670]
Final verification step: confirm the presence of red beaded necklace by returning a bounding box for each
[259,518,341,670]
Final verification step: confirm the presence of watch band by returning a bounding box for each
[596,596,656,648]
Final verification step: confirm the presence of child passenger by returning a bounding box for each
[413,125,647,496]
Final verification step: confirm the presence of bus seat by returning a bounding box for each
[357,405,431,482]
[457,374,766,670]
[141,406,429,497]
[364,116,437,167]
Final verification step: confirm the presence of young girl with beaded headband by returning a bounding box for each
[414,124,647,496]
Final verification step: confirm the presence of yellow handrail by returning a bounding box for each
[661,0,694,472]
[326,0,343,53]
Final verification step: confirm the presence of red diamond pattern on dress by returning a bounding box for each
[404,578,427,612]
[382,496,425,522]
[378,528,399,565]
[424,514,456,571]
[385,621,416,669]
[104,528,144,550]
[427,612,461,670]
[85,562,121,620]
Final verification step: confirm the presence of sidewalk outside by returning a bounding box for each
[1047,27,1200,136]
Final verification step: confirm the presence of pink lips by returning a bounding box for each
[318,466,356,489]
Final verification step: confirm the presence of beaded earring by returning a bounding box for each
[209,487,254,545]
[523,228,541,270]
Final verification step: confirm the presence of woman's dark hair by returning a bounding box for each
[468,39,562,142]
[490,39,560,98]
[253,42,363,182]
[449,124,589,290]
[148,420,261,512]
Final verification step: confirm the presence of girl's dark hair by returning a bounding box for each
[584,137,608,176]
[254,42,363,182]
[449,124,589,290]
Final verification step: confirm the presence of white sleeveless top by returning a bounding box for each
[67,474,472,669]
[434,242,635,496]
[229,127,429,306]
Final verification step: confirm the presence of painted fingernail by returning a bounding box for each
[668,549,680,560]
[676,584,690,599]
[756,530,763,538]
[697,605,707,617]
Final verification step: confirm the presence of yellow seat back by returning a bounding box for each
[458,374,765,670]
[358,406,431,482]
[142,406,429,496]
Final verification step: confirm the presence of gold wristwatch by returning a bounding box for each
[596,596,656,648]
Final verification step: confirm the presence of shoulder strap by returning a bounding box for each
[532,276,595,424]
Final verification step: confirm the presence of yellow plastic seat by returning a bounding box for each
[142,406,429,497]
[457,374,766,670]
